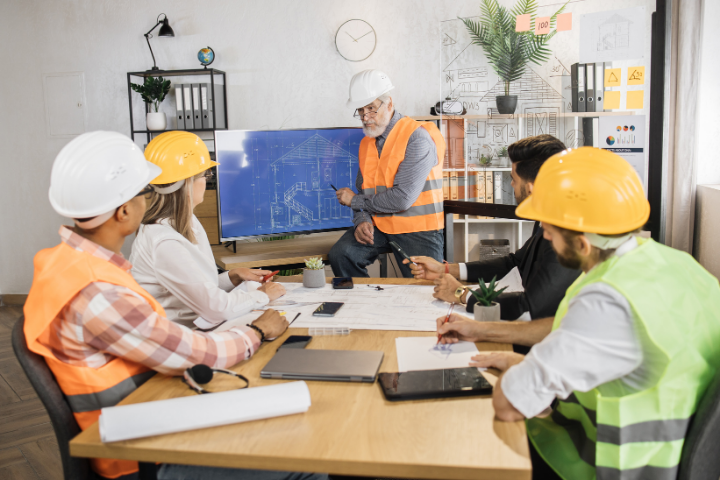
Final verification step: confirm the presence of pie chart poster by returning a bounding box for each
[599,115,646,185]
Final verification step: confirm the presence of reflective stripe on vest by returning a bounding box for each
[24,242,167,479]
[358,117,446,234]
[527,238,720,480]
[66,370,156,413]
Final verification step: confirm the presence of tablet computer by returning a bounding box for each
[378,367,492,401]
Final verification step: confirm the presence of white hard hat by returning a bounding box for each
[346,69,395,110]
[49,131,162,229]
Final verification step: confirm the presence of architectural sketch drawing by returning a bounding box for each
[267,134,357,230]
[480,69,563,103]
[597,14,631,51]
[524,106,560,137]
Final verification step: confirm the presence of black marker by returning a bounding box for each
[331,184,338,191]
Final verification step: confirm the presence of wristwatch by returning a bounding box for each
[454,286,469,304]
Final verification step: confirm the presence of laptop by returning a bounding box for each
[261,349,384,383]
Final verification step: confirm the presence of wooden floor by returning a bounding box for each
[0,306,62,480]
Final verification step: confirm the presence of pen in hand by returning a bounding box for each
[330,184,338,191]
[437,303,454,344]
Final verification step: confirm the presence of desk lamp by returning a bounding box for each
[144,13,175,71]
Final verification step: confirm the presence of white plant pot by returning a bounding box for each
[473,302,501,322]
[146,112,167,131]
[302,268,326,288]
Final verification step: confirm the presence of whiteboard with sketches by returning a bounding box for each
[579,7,646,63]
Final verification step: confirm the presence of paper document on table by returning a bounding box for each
[272,284,473,332]
[495,267,524,293]
[396,337,485,372]
[98,381,311,443]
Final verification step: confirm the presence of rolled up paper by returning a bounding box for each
[99,381,311,443]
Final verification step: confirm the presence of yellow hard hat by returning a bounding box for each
[515,147,650,234]
[144,131,218,185]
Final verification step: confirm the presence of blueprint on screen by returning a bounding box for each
[215,128,364,239]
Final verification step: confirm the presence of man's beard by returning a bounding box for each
[555,242,583,270]
[363,120,388,138]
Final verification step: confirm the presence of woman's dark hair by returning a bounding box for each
[508,134,567,182]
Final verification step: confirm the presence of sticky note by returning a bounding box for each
[604,91,621,110]
[628,67,645,85]
[605,68,622,87]
[535,16,551,35]
[627,90,644,109]
[516,14,531,32]
[557,12,572,32]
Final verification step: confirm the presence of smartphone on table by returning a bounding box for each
[312,302,345,317]
[278,335,312,350]
[332,277,354,289]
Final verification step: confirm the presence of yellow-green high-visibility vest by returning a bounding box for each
[527,237,720,480]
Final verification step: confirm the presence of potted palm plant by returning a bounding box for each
[471,276,507,322]
[462,0,566,114]
[303,257,326,288]
[131,76,171,131]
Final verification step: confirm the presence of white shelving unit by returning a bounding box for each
[412,112,635,261]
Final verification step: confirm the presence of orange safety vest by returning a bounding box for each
[24,242,163,479]
[358,116,446,234]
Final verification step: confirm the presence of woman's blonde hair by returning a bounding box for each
[142,175,197,243]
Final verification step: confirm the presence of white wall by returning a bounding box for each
[696,0,720,185]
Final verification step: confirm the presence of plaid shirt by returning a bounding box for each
[40,227,261,376]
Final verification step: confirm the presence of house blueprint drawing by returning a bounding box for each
[215,128,364,239]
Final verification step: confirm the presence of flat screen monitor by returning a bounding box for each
[215,128,365,241]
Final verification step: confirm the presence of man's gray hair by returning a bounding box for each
[378,92,392,105]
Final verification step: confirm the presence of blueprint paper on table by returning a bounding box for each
[215,128,365,239]
[395,337,485,372]
[215,284,475,332]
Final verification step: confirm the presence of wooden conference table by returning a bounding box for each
[69,277,531,480]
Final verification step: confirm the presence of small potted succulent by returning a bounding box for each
[479,153,491,166]
[471,276,507,322]
[303,257,326,288]
[131,76,171,131]
[496,145,510,167]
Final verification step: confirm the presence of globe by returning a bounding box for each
[198,47,215,67]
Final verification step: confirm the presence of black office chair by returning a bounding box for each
[12,316,95,480]
[678,369,720,480]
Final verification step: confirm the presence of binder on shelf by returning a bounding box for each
[213,83,227,129]
[442,171,449,201]
[493,171,503,205]
[585,63,595,112]
[183,84,194,130]
[467,171,477,202]
[175,84,185,130]
[582,118,599,147]
[192,83,202,129]
[571,63,586,112]
[200,83,213,128]
[485,171,494,204]
[476,171,487,219]
[457,172,466,201]
[595,62,605,111]
[449,172,458,200]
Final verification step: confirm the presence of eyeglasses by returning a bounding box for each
[353,101,384,119]
[198,169,215,182]
[135,185,154,197]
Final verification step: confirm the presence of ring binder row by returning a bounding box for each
[571,62,607,113]
[174,83,227,130]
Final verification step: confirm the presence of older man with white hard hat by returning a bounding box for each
[329,69,447,278]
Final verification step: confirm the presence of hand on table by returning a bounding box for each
[252,309,288,340]
[257,281,286,301]
[436,313,484,344]
[336,187,355,207]
[354,222,374,245]
[433,274,464,304]
[403,256,444,280]
[228,267,274,286]
[469,352,525,373]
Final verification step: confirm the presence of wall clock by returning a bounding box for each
[335,19,377,62]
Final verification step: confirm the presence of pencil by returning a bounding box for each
[437,304,454,344]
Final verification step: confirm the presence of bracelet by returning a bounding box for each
[246,324,266,343]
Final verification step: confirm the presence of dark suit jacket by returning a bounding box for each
[465,223,581,342]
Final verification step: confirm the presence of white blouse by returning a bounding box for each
[129,215,269,329]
